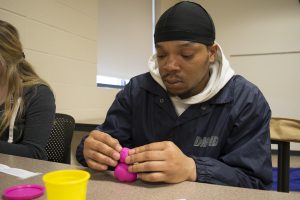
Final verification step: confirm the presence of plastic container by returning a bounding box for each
[43,169,90,200]
[2,184,45,200]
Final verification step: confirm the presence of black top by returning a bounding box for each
[0,85,56,159]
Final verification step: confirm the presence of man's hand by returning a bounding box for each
[83,130,122,171]
[125,141,196,183]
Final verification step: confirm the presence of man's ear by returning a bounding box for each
[208,44,218,63]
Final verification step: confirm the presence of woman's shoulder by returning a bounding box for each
[24,84,53,97]
[23,84,55,106]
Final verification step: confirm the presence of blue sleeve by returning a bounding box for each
[193,91,273,189]
[76,83,133,166]
[76,135,89,166]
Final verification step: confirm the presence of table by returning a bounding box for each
[0,153,299,200]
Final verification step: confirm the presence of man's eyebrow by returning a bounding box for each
[155,44,162,49]
[178,41,196,47]
[155,41,196,49]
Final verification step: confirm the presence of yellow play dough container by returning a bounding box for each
[43,169,90,200]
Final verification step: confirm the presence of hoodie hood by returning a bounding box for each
[149,43,235,105]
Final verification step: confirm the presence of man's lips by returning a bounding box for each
[165,79,182,84]
[163,76,183,87]
[163,74,181,81]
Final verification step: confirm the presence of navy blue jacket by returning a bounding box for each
[76,73,272,189]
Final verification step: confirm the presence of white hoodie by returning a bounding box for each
[148,43,235,116]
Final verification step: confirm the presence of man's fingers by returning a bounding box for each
[83,131,122,169]
[85,148,118,167]
[92,131,122,152]
[128,161,165,173]
[85,158,108,171]
[95,142,120,161]
[138,172,166,182]
[126,151,165,164]
[129,141,170,155]
[87,132,121,161]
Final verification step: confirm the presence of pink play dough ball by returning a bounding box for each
[120,147,130,163]
[114,163,137,182]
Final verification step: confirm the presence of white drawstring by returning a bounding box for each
[8,97,21,143]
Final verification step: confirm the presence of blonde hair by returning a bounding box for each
[0,20,49,135]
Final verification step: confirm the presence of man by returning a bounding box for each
[76,1,272,189]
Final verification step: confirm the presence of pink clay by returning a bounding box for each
[114,163,137,182]
[114,147,137,182]
[120,147,129,163]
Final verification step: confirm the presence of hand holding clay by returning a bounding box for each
[114,147,137,182]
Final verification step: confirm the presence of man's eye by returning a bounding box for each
[182,54,193,59]
[157,55,166,58]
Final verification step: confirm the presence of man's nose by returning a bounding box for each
[165,55,180,71]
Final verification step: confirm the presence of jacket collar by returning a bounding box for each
[139,72,234,105]
[139,73,168,97]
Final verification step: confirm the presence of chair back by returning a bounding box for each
[270,117,300,142]
[45,113,75,164]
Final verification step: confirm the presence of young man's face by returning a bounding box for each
[156,41,217,99]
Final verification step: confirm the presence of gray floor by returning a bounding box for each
[71,131,300,168]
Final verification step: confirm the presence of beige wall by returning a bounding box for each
[0,0,118,124]
[155,0,179,21]
[98,0,153,80]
